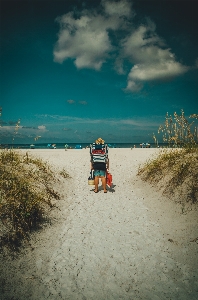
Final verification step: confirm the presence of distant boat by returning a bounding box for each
[30,144,35,149]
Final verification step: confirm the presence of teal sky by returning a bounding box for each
[0,0,198,144]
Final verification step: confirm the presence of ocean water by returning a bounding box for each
[0,142,167,149]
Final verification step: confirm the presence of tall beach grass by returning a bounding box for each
[138,111,198,205]
[138,147,198,204]
[0,150,64,250]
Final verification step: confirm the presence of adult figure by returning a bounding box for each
[90,137,109,193]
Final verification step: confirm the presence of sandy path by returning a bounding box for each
[0,148,197,300]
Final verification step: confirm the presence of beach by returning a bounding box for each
[0,148,198,300]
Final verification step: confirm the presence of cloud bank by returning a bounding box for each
[37,114,160,128]
[53,0,190,92]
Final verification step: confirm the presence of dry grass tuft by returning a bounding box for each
[59,168,70,178]
[138,147,198,205]
[0,150,61,250]
[153,110,198,148]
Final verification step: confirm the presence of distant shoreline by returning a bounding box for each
[0,142,167,149]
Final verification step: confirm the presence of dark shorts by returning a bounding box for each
[94,170,106,177]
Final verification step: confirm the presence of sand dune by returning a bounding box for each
[0,148,197,300]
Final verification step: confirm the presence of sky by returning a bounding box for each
[0,0,198,144]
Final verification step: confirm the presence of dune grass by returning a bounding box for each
[138,147,198,205]
[138,111,198,205]
[0,150,64,250]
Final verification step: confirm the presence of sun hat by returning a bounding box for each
[95,137,105,144]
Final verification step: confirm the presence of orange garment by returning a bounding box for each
[106,171,112,187]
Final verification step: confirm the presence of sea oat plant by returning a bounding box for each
[12,119,21,146]
[0,150,61,249]
[138,110,198,205]
[153,110,198,148]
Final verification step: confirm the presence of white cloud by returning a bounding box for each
[102,0,133,18]
[53,0,134,69]
[0,125,22,132]
[79,100,87,105]
[67,99,75,104]
[54,12,113,69]
[129,62,188,82]
[121,24,167,64]
[125,80,143,92]
[38,125,46,130]
[125,61,189,92]
[54,0,192,92]
[121,23,190,91]
[37,114,160,128]
[0,125,46,142]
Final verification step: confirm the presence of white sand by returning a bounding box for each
[0,148,198,300]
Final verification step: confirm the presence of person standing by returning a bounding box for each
[90,138,109,193]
